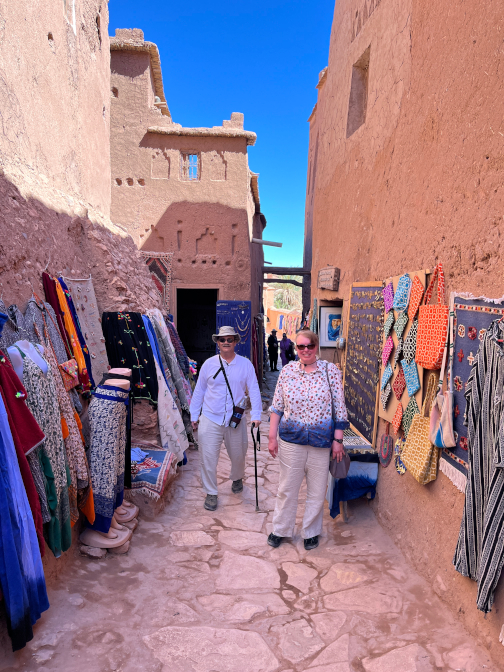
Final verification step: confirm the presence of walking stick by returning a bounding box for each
[251,422,261,512]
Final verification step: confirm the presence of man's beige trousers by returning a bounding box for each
[198,414,248,495]
[272,437,330,540]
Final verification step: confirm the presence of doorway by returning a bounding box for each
[177,288,218,368]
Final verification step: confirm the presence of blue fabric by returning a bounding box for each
[143,316,169,387]
[401,359,420,396]
[330,462,378,518]
[0,394,49,650]
[279,416,336,448]
[393,274,412,311]
[0,312,8,337]
[57,278,95,388]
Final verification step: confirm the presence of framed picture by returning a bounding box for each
[319,305,343,347]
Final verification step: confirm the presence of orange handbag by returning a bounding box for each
[415,263,449,370]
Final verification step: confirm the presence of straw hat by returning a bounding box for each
[212,325,241,343]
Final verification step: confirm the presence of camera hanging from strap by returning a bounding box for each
[214,356,245,428]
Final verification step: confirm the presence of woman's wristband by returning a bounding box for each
[333,438,343,444]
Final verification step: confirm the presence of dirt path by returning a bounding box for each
[0,407,495,671]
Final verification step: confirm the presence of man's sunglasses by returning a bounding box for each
[297,343,316,351]
[218,337,236,343]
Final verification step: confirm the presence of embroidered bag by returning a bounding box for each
[416,263,449,370]
[392,366,406,400]
[408,276,424,321]
[401,358,420,397]
[381,382,392,411]
[383,282,394,313]
[382,336,394,367]
[401,373,439,484]
[381,362,393,390]
[379,423,394,467]
[402,397,420,438]
[393,274,412,311]
[326,364,351,479]
[395,437,407,474]
[383,311,395,339]
[394,338,404,367]
[59,358,79,391]
[403,319,418,364]
[392,402,403,435]
[394,311,409,339]
[429,301,456,448]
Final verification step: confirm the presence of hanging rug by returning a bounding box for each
[130,440,174,500]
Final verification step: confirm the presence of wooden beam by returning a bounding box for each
[263,267,311,276]
[265,278,303,288]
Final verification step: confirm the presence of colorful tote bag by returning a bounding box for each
[383,283,395,313]
[416,263,449,370]
[381,382,392,411]
[379,423,394,467]
[59,358,79,391]
[401,373,439,485]
[408,276,424,321]
[401,358,420,397]
[392,402,403,435]
[394,311,409,339]
[403,319,418,364]
[381,362,393,390]
[392,365,406,400]
[429,304,456,448]
[383,311,395,339]
[403,397,420,438]
[393,274,412,311]
[382,336,394,367]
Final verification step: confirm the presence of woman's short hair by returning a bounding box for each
[295,330,319,349]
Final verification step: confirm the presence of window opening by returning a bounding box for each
[346,46,370,138]
[181,152,200,181]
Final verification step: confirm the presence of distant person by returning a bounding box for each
[190,326,262,511]
[267,329,279,371]
[267,330,349,550]
[279,333,293,368]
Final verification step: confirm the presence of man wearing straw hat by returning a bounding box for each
[190,326,262,511]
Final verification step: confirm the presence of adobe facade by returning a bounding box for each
[109,29,266,355]
[305,0,504,662]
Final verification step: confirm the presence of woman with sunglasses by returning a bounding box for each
[267,330,349,550]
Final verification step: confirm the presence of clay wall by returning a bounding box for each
[0,0,111,224]
[110,34,265,321]
[307,0,504,664]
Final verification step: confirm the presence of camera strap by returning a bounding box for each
[214,356,235,407]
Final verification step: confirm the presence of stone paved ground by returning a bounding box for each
[0,397,496,671]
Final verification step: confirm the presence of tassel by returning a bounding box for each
[439,457,467,493]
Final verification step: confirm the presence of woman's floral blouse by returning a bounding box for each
[270,360,349,448]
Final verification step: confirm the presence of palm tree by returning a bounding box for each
[270,276,302,310]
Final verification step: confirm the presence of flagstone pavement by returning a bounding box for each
[0,409,496,671]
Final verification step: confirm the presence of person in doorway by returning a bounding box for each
[267,329,279,371]
[190,326,262,511]
[279,332,293,368]
[267,330,349,550]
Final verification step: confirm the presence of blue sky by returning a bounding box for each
[109,1,335,267]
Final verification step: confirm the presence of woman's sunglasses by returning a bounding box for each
[297,344,316,351]
[218,337,236,343]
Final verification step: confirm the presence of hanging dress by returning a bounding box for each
[453,319,504,612]
[0,301,31,354]
[87,385,128,533]
[165,317,190,376]
[14,345,72,557]
[0,392,49,651]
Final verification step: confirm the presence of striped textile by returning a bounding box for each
[453,319,504,613]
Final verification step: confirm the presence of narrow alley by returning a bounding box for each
[1,378,493,672]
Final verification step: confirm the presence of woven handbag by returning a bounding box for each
[401,373,439,484]
[403,397,420,438]
[393,274,412,311]
[383,282,395,313]
[429,300,456,448]
[394,311,409,339]
[383,311,395,339]
[394,437,407,474]
[392,402,403,435]
[403,319,418,364]
[381,382,392,411]
[381,362,393,390]
[379,423,394,467]
[401,358,420,397]
[415,263,449,370]
[59,359,79,391]
[382,336,394,367]
[394,337,404,367]
[408,276,424,321]
[392,365,406,400]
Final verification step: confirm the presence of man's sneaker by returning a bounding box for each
[231,479,243,493]
[204,494,218,511]
[267,533,283,548]
[304,536,319,550]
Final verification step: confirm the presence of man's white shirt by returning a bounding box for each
[190,354,262,426]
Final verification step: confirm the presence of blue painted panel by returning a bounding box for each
[216,300,252,360]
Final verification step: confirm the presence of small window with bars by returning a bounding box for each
[181,152,200,181]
